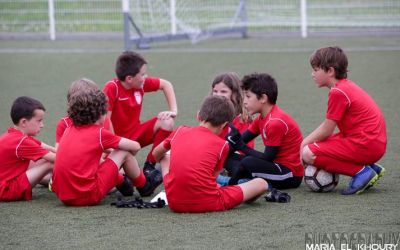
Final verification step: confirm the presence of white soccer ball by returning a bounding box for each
[304,165,339,192]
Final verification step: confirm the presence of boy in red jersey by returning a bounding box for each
[0,96,55,201]
[52,88,161,206]
[222,73,304,190]
[301,46,387,195]
[103,51,177,175]
[152,96,269,213]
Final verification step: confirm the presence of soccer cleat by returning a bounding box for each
[265,188,291,203]
[143,161,156,175]
[365,163,385,190]
[216,174,231,186]
[341,166,378,195]
[137,168,163,197]
[116,175,134,196]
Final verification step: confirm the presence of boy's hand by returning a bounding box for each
[226,124,245,151]
[157,111,177,120]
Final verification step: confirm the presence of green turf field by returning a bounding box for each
[0,36,399,250]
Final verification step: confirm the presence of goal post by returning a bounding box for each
[122,0,248,50]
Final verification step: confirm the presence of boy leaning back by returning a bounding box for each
[0,96,55,201]
[301,46,387,195]
[153,96,269,213]
[103,51,177,176]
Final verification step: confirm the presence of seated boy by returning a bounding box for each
[301,46,387,195]
[152,96,269,213]
[52,87,161,206]
[222,73,303,190]
[103,51,177,175]
[0,96,55,201]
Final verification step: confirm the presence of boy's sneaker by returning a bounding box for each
[116,175,134,196]
[341,166,378,195]
[137,169,163,197]
[265,188,291,203]
[143,161,156,175]
[365,163,385,190]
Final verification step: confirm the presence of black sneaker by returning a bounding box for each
[137,169,163,197]
[265,188,291,203]
[143,161,156,175]
[116,175,134,196]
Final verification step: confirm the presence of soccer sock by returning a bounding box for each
[116,174,125,186]
[146,128,172,163]
[313,155,363,176]
[130,171,146,188]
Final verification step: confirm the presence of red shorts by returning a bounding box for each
[0,173,32,201]
[130,117,157,147]
[308,133,386,165]
[62,158,119,206]
[168,186,244,213]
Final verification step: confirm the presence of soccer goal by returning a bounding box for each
[123,0,248,49]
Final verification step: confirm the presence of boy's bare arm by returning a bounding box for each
[153,143,168,162]
[301,119,337,149]
[118,138,141,155]
[41,151,56,163]
[41,142,56,153]
[158,79,178,119]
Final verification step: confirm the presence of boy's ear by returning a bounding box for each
[260,94,269,104]
[327,67,336,77]
[196,111,201,122]
[19,118,28,127]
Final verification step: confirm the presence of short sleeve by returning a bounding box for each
[55,117,71,143]
[326,88,350,121]
[103,81,118,111]
[100,128,121,150]
[17,137,49,161]
[143,77,160,92]
[264,120,287,146]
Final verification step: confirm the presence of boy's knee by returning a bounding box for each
[302,146,315,165]
[157,117,174,131]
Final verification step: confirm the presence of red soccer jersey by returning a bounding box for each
[103,77,160,139]
[55,116,111,143]
[0,128,49,182]
[248,105,303,177]
[162,126,230,205]
[326,79,387,146]
[219,115,255,148]
[52,124,121,201]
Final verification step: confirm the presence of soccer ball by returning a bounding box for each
[304,165,339,192]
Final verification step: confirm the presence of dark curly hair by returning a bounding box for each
[67,89,108,126]
[241,73,278,104]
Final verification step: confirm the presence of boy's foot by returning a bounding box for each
[48,178,53,192]
[216,175,230,186]
[116,175,134,196]
[341,166,378,195]
[365,163,385,190]
[137,169,163,197]
[143,161,156,175]
[265,188,291,203]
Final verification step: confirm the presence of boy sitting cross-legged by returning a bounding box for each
[52,84,161,206]
[153,96,269,213]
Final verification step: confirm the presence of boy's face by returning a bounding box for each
[243,90,263,115]
[311,67,332,88]
[126,64,147,89]
[20,109,45,136]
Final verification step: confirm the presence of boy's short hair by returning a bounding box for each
[67,78,99,103]
[115,51,147,82]
[198,96,235,126]
[68,89,107,126]
[310,46,348,79]
[241,73,278,104]
[10,96,45,125]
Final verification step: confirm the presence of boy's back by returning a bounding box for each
[164,125,230,204]
[329,79,386,144]
[52,124,120,200]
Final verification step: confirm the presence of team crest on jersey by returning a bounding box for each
[134,91,142,104]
